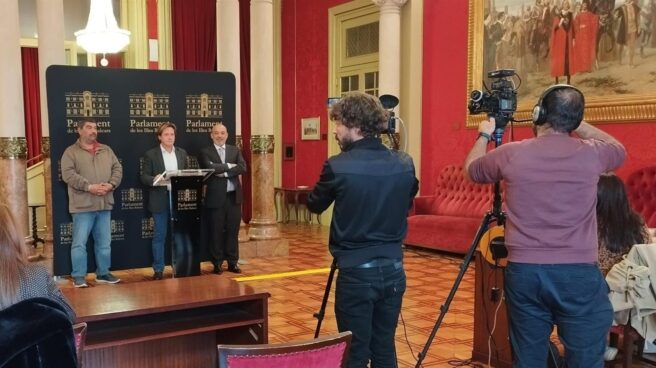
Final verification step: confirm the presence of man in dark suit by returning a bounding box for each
[140,123,188,280]
[199,123,247,274]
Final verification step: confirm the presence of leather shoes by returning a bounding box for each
[227,264,242,274]
[153,271,163,280]
[213,264,223,274]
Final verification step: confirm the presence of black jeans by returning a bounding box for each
[335,261,406,368]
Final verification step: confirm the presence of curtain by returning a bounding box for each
[239,0,252,223]
[20,47,42,164]
[96,53,125,68]
[171,0,216,71]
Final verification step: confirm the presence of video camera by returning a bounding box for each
[468,69,518,129]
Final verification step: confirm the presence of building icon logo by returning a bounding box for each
[121,188,144,210]
[141,217,155,239]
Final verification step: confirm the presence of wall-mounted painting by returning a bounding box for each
[466,0,656,127]
[301,117,321,140]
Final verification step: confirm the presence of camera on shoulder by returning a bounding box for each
[468,69,518,130]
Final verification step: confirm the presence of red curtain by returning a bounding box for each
[95,53,124,68]
[21,47,42,164]
[171,0,217,71]
[239,0,252,223]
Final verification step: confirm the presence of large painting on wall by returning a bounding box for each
[467,0,656,127]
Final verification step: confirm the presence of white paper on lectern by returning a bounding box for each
[153,170,169,186]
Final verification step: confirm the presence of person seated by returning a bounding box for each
[0,203,75,321]
[597,173,651,276]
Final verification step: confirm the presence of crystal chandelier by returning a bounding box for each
[75,0,130,66]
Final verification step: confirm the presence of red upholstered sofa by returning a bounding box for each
[626,166,656,228]
[404,165,494,254]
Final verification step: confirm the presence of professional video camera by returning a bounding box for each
[468,69,518,130]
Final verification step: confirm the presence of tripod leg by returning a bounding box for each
[314,260,337,338]
[415,213,494,367]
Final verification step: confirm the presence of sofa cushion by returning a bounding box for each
[405,215,481,254]
[626,166,656,228]
[432,165,492,218]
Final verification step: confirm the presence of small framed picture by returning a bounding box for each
[301,117,320,140]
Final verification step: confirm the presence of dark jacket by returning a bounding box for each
[140,146,188,213]
[198,144,247,208]
[307,138,419,268]
[0,298,77,368]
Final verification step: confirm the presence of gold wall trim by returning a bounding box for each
[0,137,27,159]
[41,137,51,158]
[466,0,656,128]
[250,135,274,154]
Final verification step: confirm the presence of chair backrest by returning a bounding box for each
[72,322,87,368]
[217,331,352,368]
[626,166,656,228]
[433,165,494,218]
[0,298,78,368]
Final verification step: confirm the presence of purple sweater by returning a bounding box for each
[468,133,625,264]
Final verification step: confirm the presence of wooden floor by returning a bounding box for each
[44,223,656,367]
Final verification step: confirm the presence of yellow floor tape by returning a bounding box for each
[234,267,331,282]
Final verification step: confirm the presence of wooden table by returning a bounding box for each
[274,186,320,224]
[63,276,269,368]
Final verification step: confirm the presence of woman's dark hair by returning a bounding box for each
[597,173,650,253]
[329,92,387,138]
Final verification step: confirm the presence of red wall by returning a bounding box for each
[280,0,656,191]
[281,0,350,188]
[420,1,656,194]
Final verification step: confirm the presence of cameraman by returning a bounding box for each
[464,85,625,367]
[307,92,418,367]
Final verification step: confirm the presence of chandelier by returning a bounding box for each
[75,0,130,66]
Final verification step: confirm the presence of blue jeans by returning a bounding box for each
[335,262,406,368]
[152,209,169,273]
[504,262,613,368]
[71,211,112,277]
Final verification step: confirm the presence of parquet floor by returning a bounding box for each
[47,223,656,367]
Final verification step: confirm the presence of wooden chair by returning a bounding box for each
[72,322,87,368]
[217,331,352,368]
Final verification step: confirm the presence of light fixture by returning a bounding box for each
[75,0,130,66]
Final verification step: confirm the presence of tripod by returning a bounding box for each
[414,129,506,367]
[314,260,337,338]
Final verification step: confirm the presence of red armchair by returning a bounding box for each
[626,165,656,228]
[404,165,493,254]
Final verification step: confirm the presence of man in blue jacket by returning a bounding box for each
[308,92,418,368]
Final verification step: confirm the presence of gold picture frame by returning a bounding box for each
[466,0,656,128]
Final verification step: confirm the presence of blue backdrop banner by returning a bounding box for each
[46,66,236,276]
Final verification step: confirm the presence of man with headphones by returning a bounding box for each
[464,84,626,367]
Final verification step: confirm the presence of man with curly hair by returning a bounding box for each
[308,92,419,367]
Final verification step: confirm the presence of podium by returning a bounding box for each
[472,251,512,367]
[155,169,213,277]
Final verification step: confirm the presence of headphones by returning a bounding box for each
[532,84,584,126]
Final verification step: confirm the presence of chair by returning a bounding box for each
[72,322,87,368]
[217,331,352,368]
[0,298,78,368]
[606,324,650,368]
[626,165,656,228]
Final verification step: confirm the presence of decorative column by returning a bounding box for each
[37,0,66,244]
[217,0,249,241]
[372,0,408,98]
[0,0,29,236]
[248,0,280,240]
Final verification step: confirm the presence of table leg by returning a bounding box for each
[30,206,45,247]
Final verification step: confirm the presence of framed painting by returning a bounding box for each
[301,117,321,140]
[466,0,656,127]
